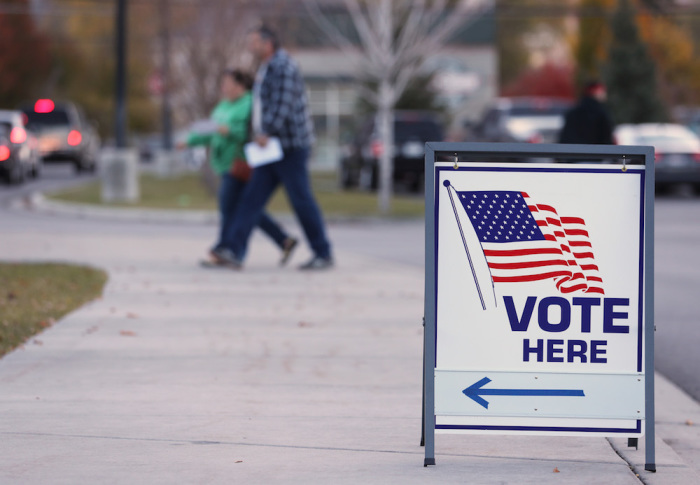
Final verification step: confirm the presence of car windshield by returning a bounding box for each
[509,106,569,117]
[23,110,70,128]
[395,121,443,142]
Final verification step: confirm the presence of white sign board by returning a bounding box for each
[432,162,647,436]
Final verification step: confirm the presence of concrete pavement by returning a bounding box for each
[0,204,699,484]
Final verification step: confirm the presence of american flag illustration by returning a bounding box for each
[451,187,604,295]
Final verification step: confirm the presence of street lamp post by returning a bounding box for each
[115,0,127,148]
[102,0,139,203]
[160,0,173,151]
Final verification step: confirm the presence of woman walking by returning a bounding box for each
[178,69,297,266]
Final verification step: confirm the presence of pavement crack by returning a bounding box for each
[606,438,649,485]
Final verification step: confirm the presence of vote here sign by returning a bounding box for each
[431,162,648,436]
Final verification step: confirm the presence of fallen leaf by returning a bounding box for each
[126,312,138,319]
[686,420,694,426]
[7,292,16,300]
[553,467,560,473]
[120,330,137,337]
[235,461,243,463]
[33,339,43,346]
[298,321,313,328]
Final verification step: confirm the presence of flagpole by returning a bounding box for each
[444,180,486,310]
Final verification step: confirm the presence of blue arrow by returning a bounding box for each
[462,377,585,409]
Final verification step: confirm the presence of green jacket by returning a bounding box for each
[186,93,252,175]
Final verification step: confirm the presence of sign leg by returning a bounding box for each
[421,320,425,447]
[644,159,656,473]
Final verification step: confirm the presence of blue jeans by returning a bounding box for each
[223,148,331,260]
[216,173,289,258]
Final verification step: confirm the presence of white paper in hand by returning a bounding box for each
[244,138,283,168]
[190,119,220,135]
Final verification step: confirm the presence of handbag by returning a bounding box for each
[230,104,256,182]
[231,158,252,181]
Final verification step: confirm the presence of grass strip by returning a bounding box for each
[0,263,107,357]
[50,172,425,218]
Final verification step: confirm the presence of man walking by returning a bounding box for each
[559,80,614,145]
[214,25,333,270]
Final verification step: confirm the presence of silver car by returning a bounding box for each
[20,100,100,173]
[615,123,700,191]
[471,97,573,145]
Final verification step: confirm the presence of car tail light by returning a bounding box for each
[35,99,55,113]
[693,153,700,162]
[655,152,664,162]
[370,140,383,158]
[527,133,543,144]
[67,130,82,146]
[0,145,10,162]
[10,127,26,144]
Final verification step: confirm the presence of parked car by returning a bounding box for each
[470,97,573,144]
[0,109,41,180]
[0,124,29,185]
[615,123,700,191]
[340,110,444,192]
[20,99,100,173]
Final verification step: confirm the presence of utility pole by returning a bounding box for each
[115,0,128,148]
[104,0,139,204]
[160,0,173,150]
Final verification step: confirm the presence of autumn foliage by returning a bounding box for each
[0,0,51,107]
[501,63,576,100]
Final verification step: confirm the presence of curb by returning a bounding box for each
[8,192,422,226]
[9,192,219,225]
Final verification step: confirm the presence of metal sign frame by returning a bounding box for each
[422,142,655,471]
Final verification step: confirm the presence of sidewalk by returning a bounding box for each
[0,207,699,484]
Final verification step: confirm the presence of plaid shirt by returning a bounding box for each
[256,49,313,150]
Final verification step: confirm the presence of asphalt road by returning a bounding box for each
[1,170,699,403]
[0,162,96,207]
[652,197,700,401]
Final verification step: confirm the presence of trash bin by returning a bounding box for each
[100,148,139,202]
[154,149,180,179]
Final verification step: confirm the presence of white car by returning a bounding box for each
[614,123,700,191]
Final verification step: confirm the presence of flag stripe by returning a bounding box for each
[493,271,572,283]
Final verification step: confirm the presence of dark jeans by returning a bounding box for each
[216,173,289,258]
[223,148,331,260]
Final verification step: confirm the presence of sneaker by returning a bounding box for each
[280,238,298,266]
[200,259,224,268]
[210,247,243,270]
[299,256,334,271]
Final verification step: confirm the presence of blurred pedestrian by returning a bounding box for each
[213,25,333,270]
[559,80,614,145]
[177,68,298,267]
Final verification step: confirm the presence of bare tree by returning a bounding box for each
[169,0,259,124]
[303,0,492,213]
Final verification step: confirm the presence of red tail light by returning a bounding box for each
[0,146,10,162]
[370,140,383,158]
[67,130,82,146]
[10,127,26,144]
[693,153,700,162]
[655,152,664,162]
[35,99,55,113]
[527,133,543,143]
